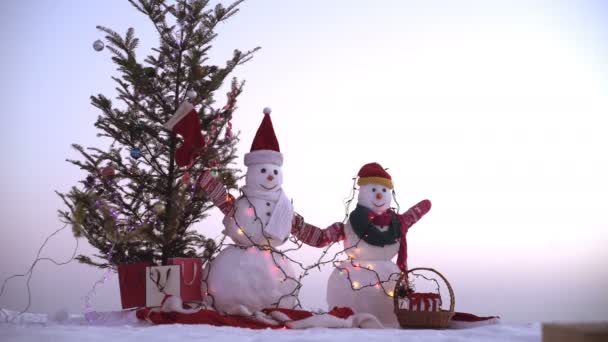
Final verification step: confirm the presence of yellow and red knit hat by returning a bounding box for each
[356,162,393,189]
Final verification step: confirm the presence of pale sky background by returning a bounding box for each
[1,0,607,324]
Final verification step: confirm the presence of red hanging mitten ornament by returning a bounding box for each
[164,101,205,167]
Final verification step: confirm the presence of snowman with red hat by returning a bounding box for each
[197,107,298,316]
[292,163,432,328]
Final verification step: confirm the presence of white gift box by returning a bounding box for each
[145,265,181,308]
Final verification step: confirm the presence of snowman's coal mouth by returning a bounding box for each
[260,184,278,190]
[372,201,385,208]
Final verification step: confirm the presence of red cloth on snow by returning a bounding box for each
[136,307,354,329]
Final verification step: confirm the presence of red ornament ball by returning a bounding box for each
[101,166,115,179]
[181,172,191,185]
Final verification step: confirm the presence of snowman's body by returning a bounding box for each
[201,160,298,315]
[202,245,297,315]
[327,221,401,328]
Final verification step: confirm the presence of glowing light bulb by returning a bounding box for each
[246,207,254,216]
[237,228,244,235]
[374,284,381,289]
[388,291,394,297]
[352,281,360,289]
[367,264,374,270]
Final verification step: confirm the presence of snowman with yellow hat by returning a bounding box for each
[292,162,432,328]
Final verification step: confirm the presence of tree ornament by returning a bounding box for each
[211,168,219,177]
[130,147,142,159]
[101,166,115,179]
[186,90,197,101]
[93,39,105,52]
[164,101,205,167]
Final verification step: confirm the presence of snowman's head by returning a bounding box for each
[245,163,283,192]
[357,183,392,214]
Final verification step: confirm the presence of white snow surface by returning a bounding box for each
[0,309,541,342]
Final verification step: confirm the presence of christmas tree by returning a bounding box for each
[57,0,259,268]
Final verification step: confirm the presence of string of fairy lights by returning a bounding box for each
[197,176,445,316]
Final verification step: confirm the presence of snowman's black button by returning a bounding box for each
[266,212,271,216]
[266,202,271,206]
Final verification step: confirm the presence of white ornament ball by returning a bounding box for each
[186,90,197,100]
[263,107,272,115]
[93,39,105,52]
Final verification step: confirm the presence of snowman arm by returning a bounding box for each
[198,170,236,216]
[399,199,432,229]
[291,213,345,247]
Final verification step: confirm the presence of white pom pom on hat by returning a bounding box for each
[186,90,197,100]
[263,107,272,115]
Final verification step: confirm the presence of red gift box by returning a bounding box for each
[168,258,203,303]
[406,292,442,312]
[117,261,153,309]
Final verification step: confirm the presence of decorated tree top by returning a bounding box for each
[57,0,259,268]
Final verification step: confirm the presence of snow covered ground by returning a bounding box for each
[0,309,541,342]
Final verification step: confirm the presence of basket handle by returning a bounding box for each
[393,267,455,314]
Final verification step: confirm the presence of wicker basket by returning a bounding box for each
[393,267,455,329]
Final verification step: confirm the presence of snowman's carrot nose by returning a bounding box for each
[267,175,274,181]
[375,193,382,200]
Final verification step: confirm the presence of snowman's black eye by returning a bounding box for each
[261,168,267,173]
[273,170,278,175]
[382,188,387,193]
[372,188,376,192]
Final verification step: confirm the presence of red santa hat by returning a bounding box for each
[357,162,393,189]
[244,107,283,166]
